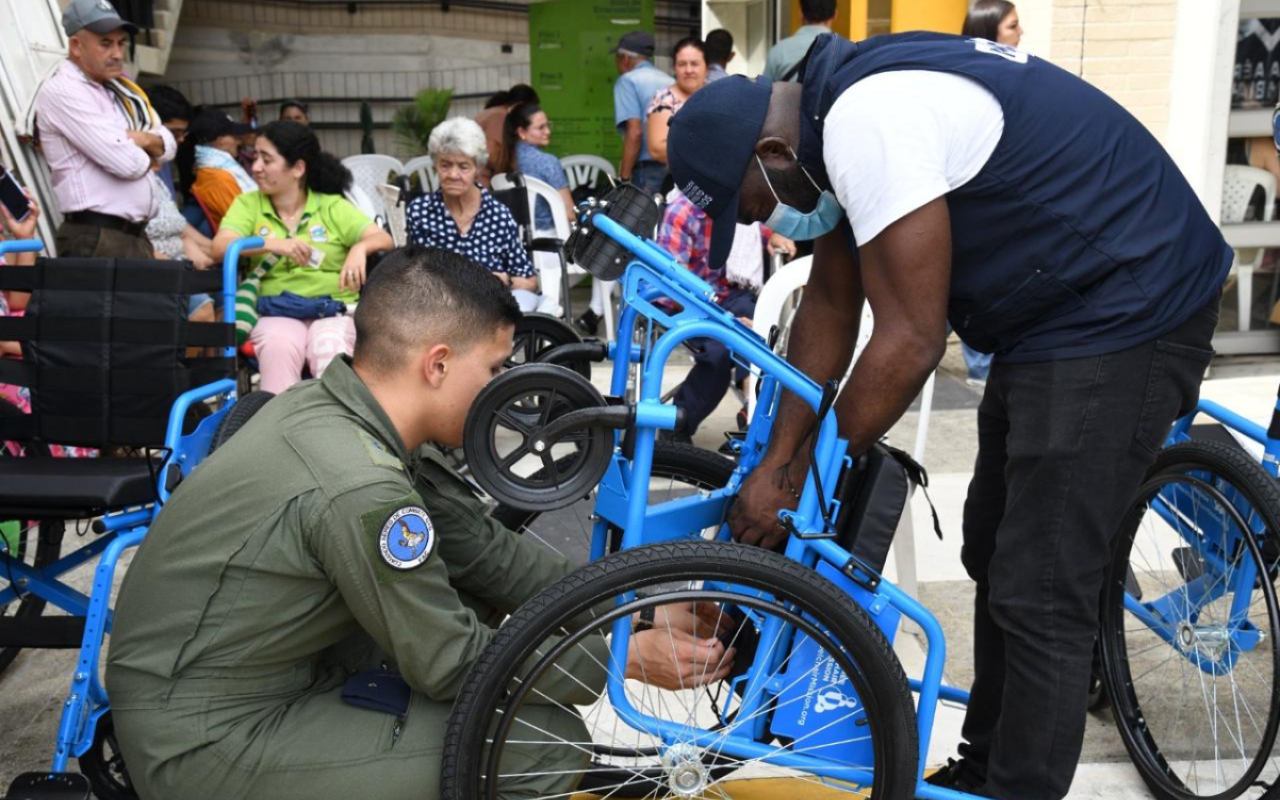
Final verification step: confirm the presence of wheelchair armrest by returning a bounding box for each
[530,237,564,253]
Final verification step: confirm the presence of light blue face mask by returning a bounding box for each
[757,153,844,241]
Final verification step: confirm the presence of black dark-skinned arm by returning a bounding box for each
[835,197,951,457]
[728,225,863,547]
[730,199,951,549]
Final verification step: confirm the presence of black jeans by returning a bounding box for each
[957,297,1219,800]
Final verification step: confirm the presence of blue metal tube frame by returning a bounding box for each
[51,527,147,771]
[588,211,977,788]
[220,237,264,356]
[0,239,43,257]
[1194,401,1268,446]
[41,237,263,772]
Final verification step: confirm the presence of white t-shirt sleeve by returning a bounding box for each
[822,70,1005,246]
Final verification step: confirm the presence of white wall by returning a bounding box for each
[164,26,530,84]
[1167,0,1239,216]
[162,26,532,157]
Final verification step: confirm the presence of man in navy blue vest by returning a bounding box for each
[667,32,1229,800]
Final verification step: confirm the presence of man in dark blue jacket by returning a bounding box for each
[667,32,1229,800]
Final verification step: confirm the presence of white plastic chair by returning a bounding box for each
[404,155,441,194]
[377,184,407,247]
[345,185,380,224]
[1221,165,1277,332]
[492,172,617,341]
[560,154,617,194]
[745,255,938,601]
[341,155,406,222]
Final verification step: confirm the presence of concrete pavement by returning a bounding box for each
[0,339,1275,799]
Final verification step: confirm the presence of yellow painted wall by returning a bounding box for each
[788,0,866,43]
[890,0,968,34]
[788,0,967,41]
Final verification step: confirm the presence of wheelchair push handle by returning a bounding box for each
[219,236,265,325]
[0,238,43,256]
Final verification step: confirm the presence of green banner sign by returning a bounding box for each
[529,0,654,165]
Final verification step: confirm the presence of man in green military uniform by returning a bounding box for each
[106,246,730,799]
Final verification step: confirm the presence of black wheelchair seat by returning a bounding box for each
[0,457,160,519]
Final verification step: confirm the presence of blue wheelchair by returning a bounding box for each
[0,236,265,800]
[444,185,1280,800]
[1093,380,1280,800]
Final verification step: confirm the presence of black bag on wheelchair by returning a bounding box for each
[832,442,941,574]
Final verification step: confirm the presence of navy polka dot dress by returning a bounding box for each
[404,188,536,279]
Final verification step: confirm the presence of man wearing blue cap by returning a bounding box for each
[667,32,1230,800]
[612,30,674,195]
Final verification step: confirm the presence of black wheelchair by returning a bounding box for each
[0,235,267,800]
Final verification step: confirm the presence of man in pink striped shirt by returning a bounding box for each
[36,0,176,259]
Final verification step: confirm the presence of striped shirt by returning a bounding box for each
[35,61,176,223]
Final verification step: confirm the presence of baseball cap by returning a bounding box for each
[62,0,138,36]
[667,75,773,271]
[189,108,253,143]
[611,30,656,57]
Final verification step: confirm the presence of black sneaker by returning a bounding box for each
[575,309,600,336]
[925,758,985,794]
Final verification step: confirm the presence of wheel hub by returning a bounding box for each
[663,742,710,798]
[1175,621,1230,662]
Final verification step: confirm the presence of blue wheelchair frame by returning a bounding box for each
[1114,381,1280,680]
[571,214,971,798]
[1167,388,1280,480]
[0,236,263,773]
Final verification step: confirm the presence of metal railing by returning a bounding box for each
[164,65,530,158]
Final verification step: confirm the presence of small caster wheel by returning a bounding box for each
[464,364,612,511]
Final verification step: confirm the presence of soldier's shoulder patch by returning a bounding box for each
[377,505,435,570]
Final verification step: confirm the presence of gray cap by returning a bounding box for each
[611,30,655,57]
[62,0,138,36]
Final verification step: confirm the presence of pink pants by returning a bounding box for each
[250,315,356,394]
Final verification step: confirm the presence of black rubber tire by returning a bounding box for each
[209,391,274,454]
[1098,440,1280,800]
[441,541,918,800]
[491,442,736,796]
[0,399,62,679]
[508,313,589,379]
[491,441,735,540]
[78,712,139,800]
[464,364,611,511]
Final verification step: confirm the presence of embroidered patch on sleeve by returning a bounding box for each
[377,506,435,570]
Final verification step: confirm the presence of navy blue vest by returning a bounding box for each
[799,32,1231,362]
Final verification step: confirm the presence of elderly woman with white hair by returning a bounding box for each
[404,117,540,310]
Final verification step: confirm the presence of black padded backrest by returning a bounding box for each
[490,172,533,248]
[0,257,233,448]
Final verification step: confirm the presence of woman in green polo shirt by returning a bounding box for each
[213,121,392,394]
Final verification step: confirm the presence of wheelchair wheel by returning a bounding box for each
[508,313,589,379]
[464,364,612,511]
[1098,441,1280,800]
[0,399,64,678]
[491,442,735,565]
[441,541,918,800]
[209,390,275,453]
[78,712,139,800]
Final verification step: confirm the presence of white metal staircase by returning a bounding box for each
[131,0,185,77]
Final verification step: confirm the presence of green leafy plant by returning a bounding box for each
[390,88,453,157]
[359,101,375,155]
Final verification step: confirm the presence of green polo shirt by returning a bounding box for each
[221,189,373,305]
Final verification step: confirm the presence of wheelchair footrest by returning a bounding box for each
[3,772,91,800]
[0,616,86,648]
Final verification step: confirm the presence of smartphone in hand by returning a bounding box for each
[0,170,30,223]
